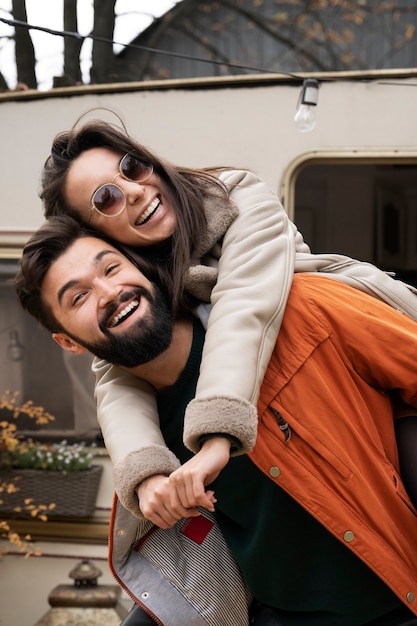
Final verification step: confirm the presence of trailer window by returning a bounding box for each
[287,159,417,289]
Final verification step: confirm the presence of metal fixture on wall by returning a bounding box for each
[7,329,24,362]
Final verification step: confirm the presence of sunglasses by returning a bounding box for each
[90,153,154,220]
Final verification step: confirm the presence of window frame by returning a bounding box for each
[280,148,417,221]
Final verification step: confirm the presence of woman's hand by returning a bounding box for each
[136,437,230,527]
[136,473,205,528]
[168,436,231,510]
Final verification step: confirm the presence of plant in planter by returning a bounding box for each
[0,391,103,550]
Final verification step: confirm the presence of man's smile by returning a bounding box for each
[108,298,140,328]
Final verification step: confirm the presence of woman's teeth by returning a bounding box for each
[136,197,161,226]
[110,300,139,327]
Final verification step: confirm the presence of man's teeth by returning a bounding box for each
[110,300,139,327]
[136,197,160,226]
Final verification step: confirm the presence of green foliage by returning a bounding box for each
[0,436,95,472]
[0,392,95,472]
[0,392,96,557]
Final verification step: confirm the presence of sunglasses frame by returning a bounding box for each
[89,153,154,221]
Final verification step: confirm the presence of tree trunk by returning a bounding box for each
[62,0,82,85]
[90,0,116,84]
[0,71,10,91]
[12,0,36,89]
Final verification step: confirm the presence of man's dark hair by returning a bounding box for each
[15,216,172,333]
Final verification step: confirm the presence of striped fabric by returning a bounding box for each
[135,510,252,625]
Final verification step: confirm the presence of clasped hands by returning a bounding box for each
[136,436,231,528]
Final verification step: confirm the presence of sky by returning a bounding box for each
[0,0,177,90]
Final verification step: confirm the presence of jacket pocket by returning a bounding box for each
[392,469,417,516]
[265,404,353,482]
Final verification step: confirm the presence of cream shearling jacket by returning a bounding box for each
[93,169,417,517]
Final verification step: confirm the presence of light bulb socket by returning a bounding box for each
[300,78,319,106]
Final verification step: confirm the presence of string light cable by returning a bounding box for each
[0,15,322,130]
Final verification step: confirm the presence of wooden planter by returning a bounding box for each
[0,465,103,518]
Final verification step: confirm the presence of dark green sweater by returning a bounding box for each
[157,319,405,626]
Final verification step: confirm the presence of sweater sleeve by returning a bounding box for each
[183,169,310,453]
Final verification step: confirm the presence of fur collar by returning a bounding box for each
[185,190,238,302]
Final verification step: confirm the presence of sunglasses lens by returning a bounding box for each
[120,154,153,182]
[93,184,124,216]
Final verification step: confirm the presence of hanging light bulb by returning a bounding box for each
[294,78,320,133]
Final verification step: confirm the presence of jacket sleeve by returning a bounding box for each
[294,251,417,320]
[96,168,310,512]
[183,169,310,454]
[93,357,181,516]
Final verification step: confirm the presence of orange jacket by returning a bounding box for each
[250,274,417,615]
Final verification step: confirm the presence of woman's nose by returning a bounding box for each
[117,177,147,204]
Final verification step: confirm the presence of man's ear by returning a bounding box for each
[52,332,88,355]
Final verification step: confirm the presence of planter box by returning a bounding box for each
[0,465,103,518]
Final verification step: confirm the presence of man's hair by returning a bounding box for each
[40,113,232,312]
[15,215,171,333]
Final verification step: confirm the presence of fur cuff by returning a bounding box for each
[184,396,258,455]
[113,445,181,518]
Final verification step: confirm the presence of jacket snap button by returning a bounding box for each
[406,592,415,603]
[116,528,126,536]
[269,466,280,478]
[343,530,355,542]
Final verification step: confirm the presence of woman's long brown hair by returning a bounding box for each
[40,112,232,313]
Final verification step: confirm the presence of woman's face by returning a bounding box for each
[64,147,177,247]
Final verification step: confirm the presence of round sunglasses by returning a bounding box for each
[90,153,154,220]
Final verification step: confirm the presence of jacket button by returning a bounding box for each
[116,528,126,536]
[269,466,280,478]
[406,592,415,603]
[343,530,355,543]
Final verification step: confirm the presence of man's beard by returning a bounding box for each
[68,284,173,368]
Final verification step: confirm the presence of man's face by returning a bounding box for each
[42,236,173,367]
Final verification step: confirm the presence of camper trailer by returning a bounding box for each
[1,70,417,625]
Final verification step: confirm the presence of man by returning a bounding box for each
[16,216,417,626]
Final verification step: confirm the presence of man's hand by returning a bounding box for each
[168,437,231,510]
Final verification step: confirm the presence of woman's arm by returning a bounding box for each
[97,169,311,518]
[94,357,181,516]
[183,169,310,453]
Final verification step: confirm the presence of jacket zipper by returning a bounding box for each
[271,408,291,442]
[108,522,164,626]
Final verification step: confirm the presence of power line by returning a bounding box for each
[0,16,302,80]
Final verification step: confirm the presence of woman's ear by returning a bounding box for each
[52,332,88,355]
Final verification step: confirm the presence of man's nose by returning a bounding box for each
[96,279,122,306]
